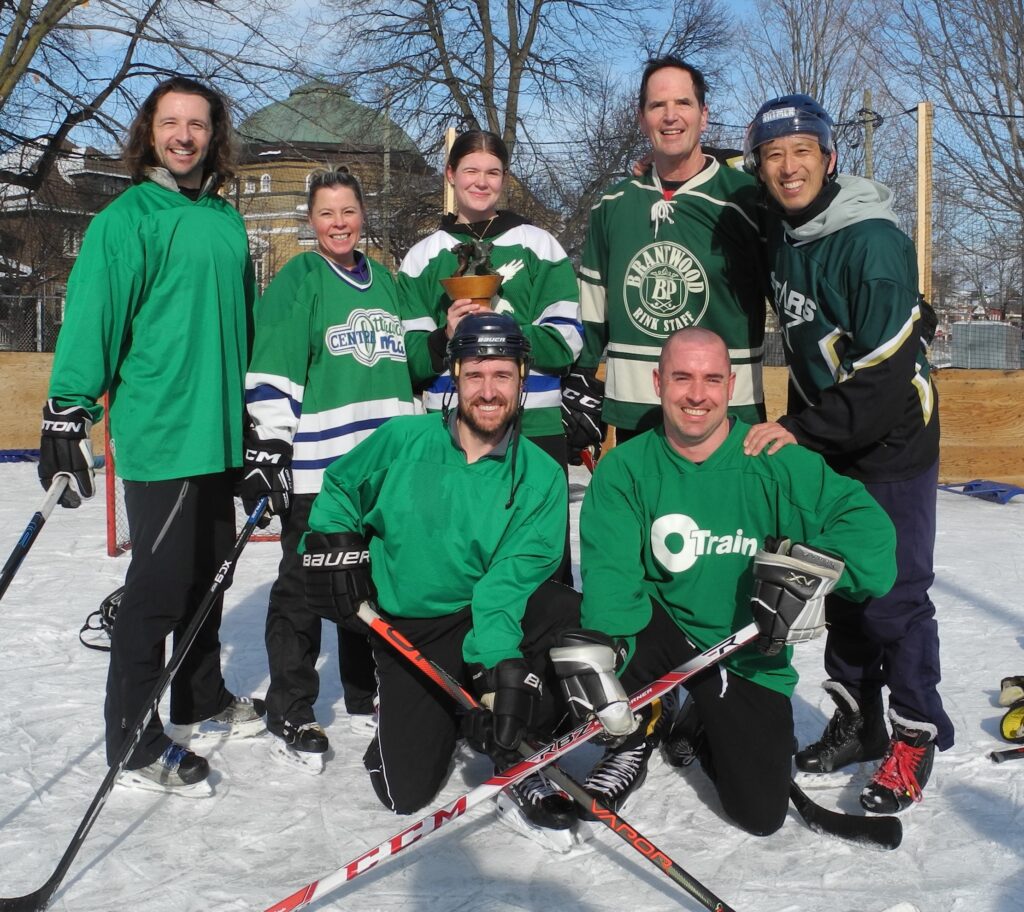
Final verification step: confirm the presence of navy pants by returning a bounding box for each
[824,461,954,750]
[108,473,235,768]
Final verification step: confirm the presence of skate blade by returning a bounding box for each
[118,770,214,798]
[167,715,267,745]
[348,713,378,736]
[494,794,581,854]
[793,763,875,790]
[269,738,327,775]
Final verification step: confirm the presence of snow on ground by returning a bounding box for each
[1,461,1022,912]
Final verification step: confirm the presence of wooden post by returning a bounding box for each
[443,127,456,215]
[916,101,933,301]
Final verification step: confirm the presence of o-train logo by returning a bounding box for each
[325,309,406,366]
[622,242,709,338]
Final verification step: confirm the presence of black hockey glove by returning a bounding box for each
[560,367,605,463]
[302,531,376,632]
[464,658,542,762]
[750,538,844,656]
[39,398,95,508]
[550,629,637,740]
[238,428,292,525]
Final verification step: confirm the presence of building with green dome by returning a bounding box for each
[232,81,433,288]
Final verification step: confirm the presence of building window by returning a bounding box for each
[260,173,271,193]
[63,228,82,257]
[244,178,256,194]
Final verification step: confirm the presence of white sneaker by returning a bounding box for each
[167,695,266,744]
[119,742,213,797]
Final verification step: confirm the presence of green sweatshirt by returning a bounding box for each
[305,413,566,668]
[48,172,255,481]
[580,420,897,696]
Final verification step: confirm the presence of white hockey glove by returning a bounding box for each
[549,629,637,739]
[750,538,844,656]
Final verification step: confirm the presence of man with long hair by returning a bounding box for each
[39,76,260,796]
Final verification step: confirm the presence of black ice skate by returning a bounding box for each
[268,718,330,775]
[860,717,936,814]
[496,770,580,853]
[119,742,212,797]
[795,681,888,775]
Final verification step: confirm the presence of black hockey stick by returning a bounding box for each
[0,477,68,602]
[358,601,737,912]
[0,496,269,912]
[263,620,760,911]
[789,781,902,850]
[990,746,1024,764]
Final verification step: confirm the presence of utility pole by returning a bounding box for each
[382,90,391,266]
[916,101,933,303]
[444,128,456,215]
[863,89,874,180]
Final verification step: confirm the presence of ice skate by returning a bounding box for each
[119,742,213,798]
[268,719,329,775]
[495,769,580,853]
[860,715,936,814]
[167,695,266,744]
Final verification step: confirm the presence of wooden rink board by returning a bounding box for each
[2,354,1022,486]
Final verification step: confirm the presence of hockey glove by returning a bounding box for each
[560,367,605,463]
[238,427,292,525]
[39,398,95,508]
[302,531,376,631]
[750,538,844,656]
[550,629,637,741]
[464,658,542,761]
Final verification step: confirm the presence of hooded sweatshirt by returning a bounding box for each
[766,174,939,482]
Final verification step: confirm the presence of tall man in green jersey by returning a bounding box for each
[572,328,896,834]
[300,313,584,852]
[39,77,260,796]
[570,56,768,444]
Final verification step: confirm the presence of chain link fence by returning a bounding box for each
[0,294,63,352]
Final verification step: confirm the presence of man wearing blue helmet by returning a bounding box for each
[738,94,952,815]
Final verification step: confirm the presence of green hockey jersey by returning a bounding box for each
[48,172,255,481]
[246,251,418,494]
[398,211,582,438]
[580,420,896,696]
[578,158,768,430]
[305,413,566,668]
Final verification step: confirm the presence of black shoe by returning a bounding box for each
[660,695,705,768]
[268,718,329,754]
[498,771,577,830]
[583,733,654,814]
[795,681,888,774]
[860,720,936,814]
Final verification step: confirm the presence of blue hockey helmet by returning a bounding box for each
[742,94,836,174]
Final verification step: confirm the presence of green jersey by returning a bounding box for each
[48,171,255,481]
[305,413,566,668]
[398,211,582,438]
[579,159,768,430]
[246,251,418,494]
[580,420,896,696]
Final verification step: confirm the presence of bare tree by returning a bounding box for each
[1,0,315,190]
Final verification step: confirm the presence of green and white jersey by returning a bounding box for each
[578,158,768,430]
[766,175,939,483]
[246,251,418,494]
[48,170,255,481]
[580,420,896,696]
[398,211,582,438]
[305,413,566,668]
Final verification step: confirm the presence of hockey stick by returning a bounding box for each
[0,477,69,602]
[990,747,1024,764]
[580,447,597,475]
[356,601,737,912]
[788,781,902,850]
[0,496,269,912]
[263,621,760,912]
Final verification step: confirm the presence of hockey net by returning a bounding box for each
[103,414,281,557]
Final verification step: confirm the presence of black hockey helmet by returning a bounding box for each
[743,94,836,175]
[446,312,531,378]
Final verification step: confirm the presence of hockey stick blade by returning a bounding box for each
[0,476,68,603]
[789,781,902,851]
[990,746,1024,764]
[263,621,760,911]
[0,497,269,912]
[359,602,737,912]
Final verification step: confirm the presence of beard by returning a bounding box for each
[458,394,515,444]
